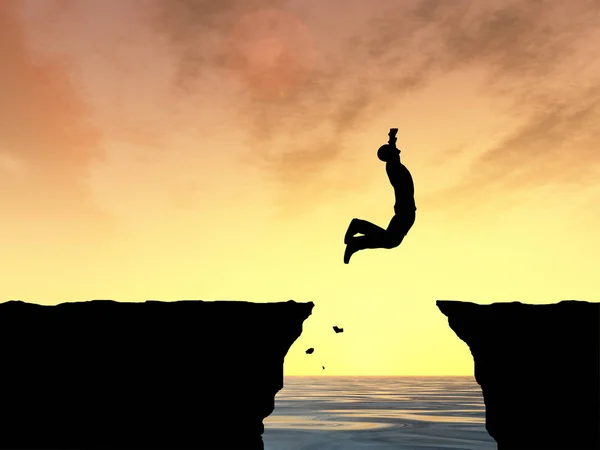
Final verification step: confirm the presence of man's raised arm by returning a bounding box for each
[388,128,398,148]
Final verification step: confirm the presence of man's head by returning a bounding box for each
[377,144,400,162]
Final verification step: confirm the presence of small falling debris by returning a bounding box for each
[322,366,325,370]
[333,326,344,333]
[305,348,314,354]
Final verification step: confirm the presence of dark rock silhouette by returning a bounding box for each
[322,366,325,370]
[0,299,313,449]
[437,300,600,450]
[333,325,343,333]
[343,128,417,264]
[306,347,314,354]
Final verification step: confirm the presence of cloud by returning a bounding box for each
[0,0,113,231]
[152,0,283,90]
[460,84,600,191]
[148,0,394,189]
[150,0,600,211]
[348,0,600,197]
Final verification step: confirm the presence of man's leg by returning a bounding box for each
[344,221,391,264]
[344,213,414,264]
[384,213,414,247]
[344,218,386,244]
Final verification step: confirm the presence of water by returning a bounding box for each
[264,376,496,450]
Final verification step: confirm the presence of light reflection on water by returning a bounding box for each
[264,376,496,450]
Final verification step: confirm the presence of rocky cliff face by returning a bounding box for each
[0,299,313,449]
[437,300,600,450]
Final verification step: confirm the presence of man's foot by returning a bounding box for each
[344,242,358,264]
[344,218,358,244]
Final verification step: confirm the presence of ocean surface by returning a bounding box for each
[263,376,496,450]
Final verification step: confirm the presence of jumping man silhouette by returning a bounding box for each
[343,128,416,264]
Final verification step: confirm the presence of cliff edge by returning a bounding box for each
[437,300,600,450]
[0,299,314,449]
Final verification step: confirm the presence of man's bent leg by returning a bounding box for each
[385,211,416,247]
[344,212,415,264]
[344,227,391,264]
[344,218,387,244]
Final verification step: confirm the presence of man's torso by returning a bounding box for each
[387,161,416,212]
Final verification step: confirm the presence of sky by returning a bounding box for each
[2,0,600,375]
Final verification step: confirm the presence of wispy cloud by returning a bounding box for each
[0,0,114,230]
[155,3,596,158]
[146,0,600,212]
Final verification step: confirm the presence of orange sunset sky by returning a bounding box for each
[2,0,600,375]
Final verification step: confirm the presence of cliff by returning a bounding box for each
[0,299,314,449]
[437,300,600,450]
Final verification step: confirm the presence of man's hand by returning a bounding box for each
[388,128,398,147]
